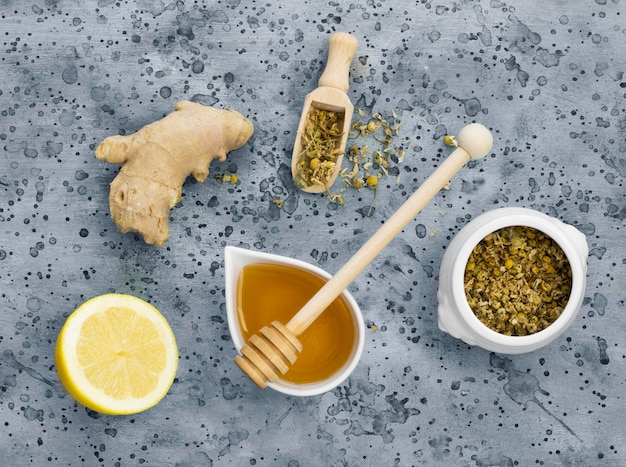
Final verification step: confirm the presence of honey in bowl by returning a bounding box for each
[236,262,357,385]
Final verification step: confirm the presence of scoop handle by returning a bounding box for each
[287,146,472,336]
[317,32,358,93]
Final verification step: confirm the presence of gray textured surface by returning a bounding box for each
[1,0,625,465]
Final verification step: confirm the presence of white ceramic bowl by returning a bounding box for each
[224,246,365,396]
[437,207,588,353]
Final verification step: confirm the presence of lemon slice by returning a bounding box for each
[55,294,178,415]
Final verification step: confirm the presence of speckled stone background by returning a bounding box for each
[1,0,625,465]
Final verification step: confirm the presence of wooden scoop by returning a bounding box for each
[237,123,494,388]
[291,32,358,193]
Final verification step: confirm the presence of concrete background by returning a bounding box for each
[1,0,625,465]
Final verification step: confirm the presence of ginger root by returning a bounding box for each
[95,100,254,247]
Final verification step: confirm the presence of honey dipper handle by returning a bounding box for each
[317,32,358,93]
[286,123,494,336]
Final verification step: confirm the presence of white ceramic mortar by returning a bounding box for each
[437,207,588,353]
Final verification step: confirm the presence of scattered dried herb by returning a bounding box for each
[293,107,344,190]
[324,109,409,210]
[443,134,458,147]
[215,173,238,184]
[464,225,572,336]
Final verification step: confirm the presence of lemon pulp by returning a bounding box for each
[56,294,178,415]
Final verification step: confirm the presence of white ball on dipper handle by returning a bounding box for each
[456,123,493,160]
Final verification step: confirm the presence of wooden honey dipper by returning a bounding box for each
[235,123,494,388]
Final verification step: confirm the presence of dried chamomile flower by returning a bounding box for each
[443,135,458,147]
[293,108,343,190]
[216,173,239,184]
[326,108,410,211]
[366,173,380,188]
[464,226,572,336]
[327,192,345,205]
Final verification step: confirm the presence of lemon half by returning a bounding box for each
[56,294,178,415]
